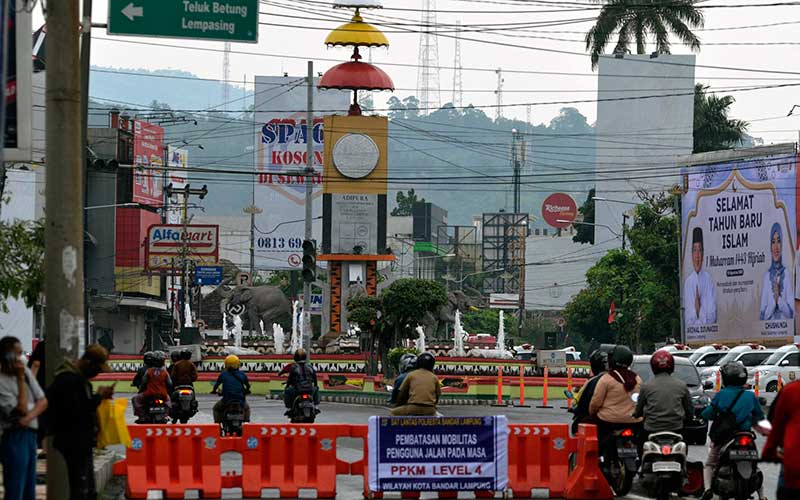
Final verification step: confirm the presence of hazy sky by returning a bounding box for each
[33,0,800,143]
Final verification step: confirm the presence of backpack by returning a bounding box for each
[294,363,315,393]
[709,389,746,446]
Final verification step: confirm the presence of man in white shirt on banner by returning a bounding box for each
[684,227,717,326]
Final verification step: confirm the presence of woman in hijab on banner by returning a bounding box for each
[760,223,794,320]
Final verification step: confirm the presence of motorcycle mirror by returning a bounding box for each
[631,393,639,403]
[563,390,574,400]
[755,419,773,435]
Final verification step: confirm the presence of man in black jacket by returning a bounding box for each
[46,345,114,500]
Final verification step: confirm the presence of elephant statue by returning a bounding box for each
[217,285,291,337]
[422,290,483,338]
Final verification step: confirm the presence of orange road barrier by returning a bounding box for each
[492,366,507,406]
[507,423,573,498]
[124,424,236,499]
[240,423,351,498]
[564,424,615,499]
[754,371,760,398]
[715,370,722,392]
[537,366,554,408]
[517,365,530,407]
[561,367,574,410]
[778,372,784,392]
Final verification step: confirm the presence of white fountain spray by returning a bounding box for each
[496,310,506,357]
[273,323,285,354]
[415,325,426,353]
[233,314,243,348]
[222,311,229,340]
[453,309,466,357]
[259,320,265,339]
[183,304,192,328]
[290,300,301,353]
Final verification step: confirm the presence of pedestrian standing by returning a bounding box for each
[26,340,47,455]
[45,345,114,500]
[762,380,800,500]
[0,336,48,500]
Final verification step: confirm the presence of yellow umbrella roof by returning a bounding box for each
[325,12,389,48]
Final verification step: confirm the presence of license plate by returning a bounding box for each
[617,447,638,458]
[729,450,758,459]
[652,461,682,472]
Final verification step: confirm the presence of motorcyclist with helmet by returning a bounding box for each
[589,345,643,440]
[570,350,607,434]
[132,351,155,389]
[633,350,693,437]
[168,350,181,379]
[171,348,198,388]
[212,355,251,423]
[283,349,320,413]
[700,362,765,500]
[391,352,441,416]
[390,353,418,406]
[132,351,173,422]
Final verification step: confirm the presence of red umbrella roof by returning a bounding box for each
[318,60,394,91]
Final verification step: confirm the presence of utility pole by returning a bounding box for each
[80,0,93,348]
[674,192,685,344]
[45,1,82,497]
[622,213,629,250]
[243,203,262,337]
[303,61,314,357]
[511,129,522,214]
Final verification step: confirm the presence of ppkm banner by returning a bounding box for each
[367,416,508,493]
[682,153,797,344]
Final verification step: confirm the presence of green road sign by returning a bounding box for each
[107,0,259,43]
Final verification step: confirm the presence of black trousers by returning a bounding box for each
[58,447,96,500]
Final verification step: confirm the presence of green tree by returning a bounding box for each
[573,188,596,245]
[0,219,45,312]
[391,189,426,216]
[381,279,447,340]
[461,309,517,337]
[693,84,749,153]
[585,0,703,69]
[348,295,383,375]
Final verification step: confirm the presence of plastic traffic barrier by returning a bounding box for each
[507,423,574,498]
[715,370,722,392]
[563,424,614,500]
[240,423,351,498]
[125,424,237,499]
[516,365,530,407]
[537,367,554,408]
[778,372,784,392]
[492,366,507,406]
[754,371,760,397]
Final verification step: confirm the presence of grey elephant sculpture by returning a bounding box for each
[422,290,483,338]
[217,285,292,336]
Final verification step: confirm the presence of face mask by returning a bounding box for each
[18,354,28,366]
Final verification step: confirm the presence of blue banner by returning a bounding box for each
[194,265,223,286]
[367,416,508,493]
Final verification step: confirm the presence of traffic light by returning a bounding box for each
[302,239,316,283]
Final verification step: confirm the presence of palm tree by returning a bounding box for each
[585,0,704,69]
[693,84,749,153]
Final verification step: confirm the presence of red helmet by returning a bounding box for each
[651,350,675,375]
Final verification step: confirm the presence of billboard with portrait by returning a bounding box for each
[681,147,797,345]
[132,120,165,207]
[253,76,349,269]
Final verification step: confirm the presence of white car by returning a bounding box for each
[748,345,800,392]
[699,345,769,387]
[689,344,730,365]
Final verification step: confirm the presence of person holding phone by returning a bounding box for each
[46,345,114,500]
[0,336,47,500]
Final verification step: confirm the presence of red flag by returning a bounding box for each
[608,301,617,324]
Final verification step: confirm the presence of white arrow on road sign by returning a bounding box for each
[146,428,153,437]
[166,428,172,437]
[261,427,268,436]
[300,428,306,436]
[310,428,316,436]
[281,428,288,436]
[156,428,163,436]
[290,428,297,436]
[194,428,202,436]
[543,427,550,436]
[271,427,278,436]
[122,2,143,21]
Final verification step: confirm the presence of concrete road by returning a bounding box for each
[120,395,781,500]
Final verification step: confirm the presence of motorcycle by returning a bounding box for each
[599,426,639,496]
[219,401,245,436]
[170,385,198,424]
[710,431,764,500]
[288,391,317,423]
[141,397,169,424]
[640,431,688,500]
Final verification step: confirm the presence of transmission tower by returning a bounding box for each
[222,42,231,112]
[417,0,441,113]
[494,68,504,121]
[452,20,463,108]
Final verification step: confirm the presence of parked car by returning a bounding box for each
[748,344,800,392]
[693,350,728,368]
[700,348,772,387]
[632,355,709,445]
[688,344,729,365]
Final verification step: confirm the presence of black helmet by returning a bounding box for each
[153,351,166,368]
[143,351,156,367]
[399,353,418,373]
[170,350,180,362]
[609,345,633,370]
[721,362,747,387]
[294,348,308,363]
[180,348,192,361]
[589,350,608,376]
[417,352,436,371]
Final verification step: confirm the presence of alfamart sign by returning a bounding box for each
[145,224,219,271]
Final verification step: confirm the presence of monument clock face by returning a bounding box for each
[332,133,379,179]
